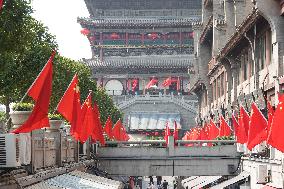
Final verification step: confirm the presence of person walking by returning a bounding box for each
[149,176,154,185]
[162,180,168,189]
[156,176,162,186]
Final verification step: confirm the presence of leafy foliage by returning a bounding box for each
[12,102,34,111]
[48,113,63,120]
[0,112,6,123]
[0,0,122,128]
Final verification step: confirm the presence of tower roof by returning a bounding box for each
[84,54,194,69]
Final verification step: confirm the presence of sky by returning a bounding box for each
[31,0,92,60]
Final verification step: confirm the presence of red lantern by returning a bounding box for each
[110,33,120,40]
[148,32,159,40]
[80,28,90,36]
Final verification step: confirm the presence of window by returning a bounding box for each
[221,73,224,96]
[256,33,266,70]
[217,76,221,98]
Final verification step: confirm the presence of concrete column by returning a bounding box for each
[231,63,239,103]
[223,61,232,104]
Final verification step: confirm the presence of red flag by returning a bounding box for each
[266,101,274,138]
[12,52,55,133]
[232,114,243,143]
[208,120,219,140]
[189,127,200,140]
[79,92,95,143]
[145,78,158,89]
[247,103,268,150]
[113,119,123,141]
[104,116,113,139]
[120,125,130,141]
[162,77,172,87]
[92,102,105,145]
[199,127,209,140]
[173,120,178,140]
[238,105,249,143]
[219,115,232,137]
[0,0,3,12]
[132,79,138,91]
[164,121,171,145]
[267,94,284,152]
[57,74,81,140]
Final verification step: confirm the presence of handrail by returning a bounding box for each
[101,140,236,147]
[176,140,236,144]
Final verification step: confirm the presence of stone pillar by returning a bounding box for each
[223,61,233,104]
[231,61,239,103]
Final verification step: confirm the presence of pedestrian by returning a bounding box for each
[156,176,162,186]
[173,180,177,189]
[162,180,168,189]
[149,176,154,185]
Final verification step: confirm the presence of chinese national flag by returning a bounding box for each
[80,92,94,143]
[132,79,138,92]
[13,51,55,133]
[266,101,274,138]
[199,127,209,140]
[92,102,105,146]
[267,94,284,152]
[113,119,123,141]
[190,127,200,140]
[57,74,81,140]
[238,106,249,143]
[173,120,179,140]
[120,125,130,141]
[219,115,232,137]
[145,78,158,89]
[0,0,3,12]
[247,103,268,150]
[232,114,243,144]
[164,121,171,145]
[162,77,172,87]
[208,119,219,140]
[104,116,113,139]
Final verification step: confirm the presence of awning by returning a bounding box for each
[183,176,221,188]
[181,176,199,186]
[261,185,281,189]
[210,171,250,189]
[26,170,123,189]
[128,112,181,130]
[192,176,222,189]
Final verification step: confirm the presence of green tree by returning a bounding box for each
[52,56,122,124]
[0,0,57,120]
[0,0,122,130]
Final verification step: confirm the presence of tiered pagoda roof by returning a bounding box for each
[78,17,200,28]
[84,54,194,69]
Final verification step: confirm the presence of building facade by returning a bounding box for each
[78,0,202,137]
[191,0,284,188]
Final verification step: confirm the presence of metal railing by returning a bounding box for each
[101,140,236,147]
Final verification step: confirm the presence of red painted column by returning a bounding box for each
[141,33,144,45]
[126,32,129,46]
[179,32,182,46]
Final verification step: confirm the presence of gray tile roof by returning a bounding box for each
[84,55,194,69]
[78,17,200,27]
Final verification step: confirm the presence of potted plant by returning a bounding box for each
[48,113,64,130]
[9,102,34,130]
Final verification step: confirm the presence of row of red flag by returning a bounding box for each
[163,120,179,145]
[182,98,284,153]
[12,52,129,144]
[145,77,181,90]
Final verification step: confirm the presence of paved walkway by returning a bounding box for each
[142,176,176,189]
